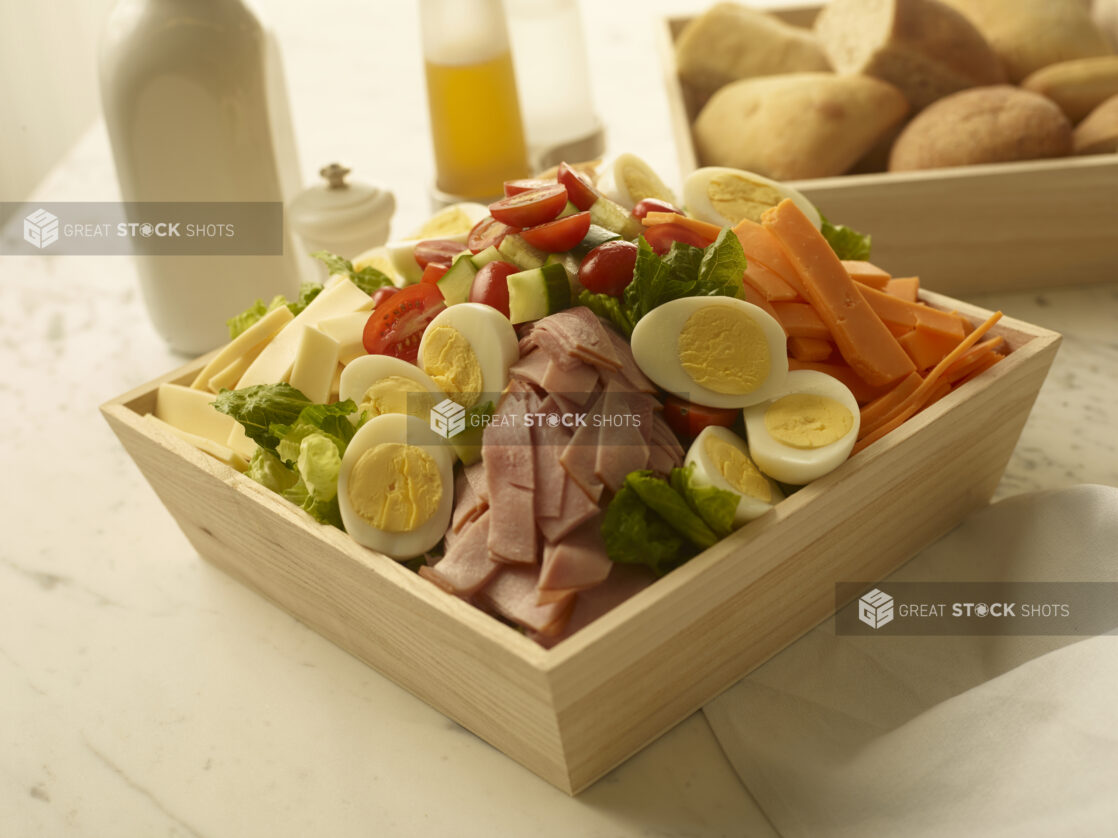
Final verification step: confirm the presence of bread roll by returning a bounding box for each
[675,3,831,107]
[889,86,1073,171]
[694,72,909,180]
[1074,93,1118,153]
[814,0,1005,110]
[939,0,1113,82]
[1021,56,1118,122]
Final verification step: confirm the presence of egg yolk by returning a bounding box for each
[421,325,483,407]
[707,174,782,224]
[705,435,771,502]
[678,306,770,395]
[347,442,443,533]
[764,394,853,449]
[360,376,434,420]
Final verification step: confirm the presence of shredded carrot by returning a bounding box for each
[763,200,916,387]
[641,212,721,244]
[771,302,831,340]
[858,370,923,433]
[885,276,920,302]
[853,311,1004,454]
[745,262,800,301]
[788,336,834,362]
[842,260,891,289]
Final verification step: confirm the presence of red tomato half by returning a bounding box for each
[578,240,638,298]
[519,211,591,253]
[663,396,739,439]
[468,260,518,318]
[466,215,518,254]
[362,282,446,363]
[488,183,568,227]
[420,262,449,284]
[632,198,682,220]
[413,239,465,269]
[557,162,601,211]
[370,286,398,308]
[642,223,715,255]
[503,178,554,197]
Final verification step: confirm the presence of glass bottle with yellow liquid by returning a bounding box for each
[420,0,531,201]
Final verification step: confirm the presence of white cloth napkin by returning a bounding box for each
[703,485,1118,838]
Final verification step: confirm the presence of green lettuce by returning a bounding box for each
[577,290,635,337]
[670,463,738,539]
[310,250,395,296]
[601,485,687,576]
[226,295,286,339]
[624,470,718,550]
[245,448,299,494]
[820,215,872,261]
[213,384,314,451]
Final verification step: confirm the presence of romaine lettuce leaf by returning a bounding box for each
[310,250,395,296]
[213,383,313,451]
[820,215,872,261]
[670,463,738,539]
[624,470,719,550]
[245,448,299,494]
[601,485,687,576]
[226,295,286,339]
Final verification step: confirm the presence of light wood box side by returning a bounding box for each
[659,10,1118,294]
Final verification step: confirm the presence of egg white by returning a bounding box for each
[684,426,784,526]
[337,413,455,560]
[683,167,821,229]
[596,152,679,210]
[417,302,519,404]
[630,296,788,409]
[339,354,443,423]
[743,369,860,485]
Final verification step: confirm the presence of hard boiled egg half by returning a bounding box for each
[631,296,788,409]
[339,354,443,424]
[683,167,821,229]
[596,153,680,210]
[338,413,455,560]
[417,303,519,408]
[744,369,860,485]
[685,426,783,526]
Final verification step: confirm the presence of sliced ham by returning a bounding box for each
[538,518,612,597]
[478,565,574,636]
[463,460,489,503]
[420,512,500,596]
[531,419,570,519]
[540,359,599,405]
[508,349,551,389]
[451,468,487,534]
[522,307,622,371]
[594,380,651,493]
[527,564,656,648]
[537,473,600,543]
[604,327,656,393]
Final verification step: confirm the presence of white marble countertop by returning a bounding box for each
[2,2,1117,835]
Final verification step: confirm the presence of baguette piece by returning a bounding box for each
[889,85,1073,171]
[675,3,831,108]
[1074,93,1118,153]
[939,0,1113,82]
[694,72,909,180]
[1021,56,1118,123]
[814,0,1005,111]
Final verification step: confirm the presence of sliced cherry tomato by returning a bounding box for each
[632,198,682,220]
[413,239,465,269]
[663,396,739,439]
[466,215,518,254]
[362,282,446,363]
[420,262,449,284]
[488,183,568,227]
[370,286,399,308]
[579,240,638,298]
[519,211,591,253]
[642,222,715,255]
[503,178,554,197]
[557,162,601,211]
[468,260,518,318]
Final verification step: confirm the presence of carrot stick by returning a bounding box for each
[771,302,831,340]
[853,311,1004,453]
[788,336,834,362]
[763,200,916,387]
[842,260,891,289]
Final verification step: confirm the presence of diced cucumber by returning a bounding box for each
[507,263,571,324]
[544,251,580,288]
[588,196,643,239]
[470,245,503,269]
[569,224,621,259]
[498,233,547,270]
[556,201,579,219]
[435,252,478,306]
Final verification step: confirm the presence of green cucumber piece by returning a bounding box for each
[588,196,643,239]
[498,233,547,270]
[569,224,622,259]
[470,245,503,269]
[436,253,478,306]
[544,251,580,287]
[556,200,579,219]
[507,263,571,324]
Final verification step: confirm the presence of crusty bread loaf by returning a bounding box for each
[814,0,1005,111]
[1021,56,1118,122]
[675,3,831,108]
[889,85,1073,170]
[939,0,1113,82]
[694,72,909,179]
[1074,93,1118,152]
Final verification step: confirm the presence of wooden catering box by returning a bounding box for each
[660,7,1118,295]
[101,292,1059,794]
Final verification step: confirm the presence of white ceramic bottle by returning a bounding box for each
[100,0,301,353]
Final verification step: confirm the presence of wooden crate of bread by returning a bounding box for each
[660,4,1118,295]
[101,291,1059,795]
